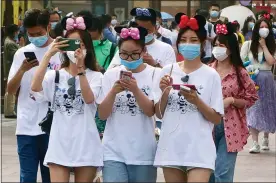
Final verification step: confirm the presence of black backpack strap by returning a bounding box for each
[208,23,212,37]
[102,43,117,69]
[49,70,60,109]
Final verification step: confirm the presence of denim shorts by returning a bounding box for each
[162,165,195,173]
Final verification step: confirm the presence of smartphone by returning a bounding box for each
[58,38,80,51]
[183,84,197,91]
[172,84,181,90]
[24,52,37,62]
[120,71,132,81]
[180,85,191,92]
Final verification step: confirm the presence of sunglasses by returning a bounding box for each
[67,77,76,96]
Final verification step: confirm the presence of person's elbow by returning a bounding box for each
[31,82,42,93]
[84,99,94,105]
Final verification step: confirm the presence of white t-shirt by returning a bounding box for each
[107,39,176,69]
[98,64,160,165]
[204,22,216,58]
[240,40,274,70]
[8,43,61,136]
[154,63,224,170]
[31,69,103,167]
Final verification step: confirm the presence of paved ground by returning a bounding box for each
[1,117,275,182]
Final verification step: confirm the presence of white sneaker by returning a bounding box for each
[261,138,270,151]
[249,141,261,153]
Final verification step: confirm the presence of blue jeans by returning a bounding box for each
[103,160,157,182]
[17,134,50,183]
[209,122,238,183]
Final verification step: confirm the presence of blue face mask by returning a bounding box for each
[28,34,49,47]
[51,22,58,30]
[145,33,154,44]
[210,11,219,18]
[121,58,143,70]
[248,22,255,30]
[178,43,201,61]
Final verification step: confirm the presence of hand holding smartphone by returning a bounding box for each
[58,38,80,51]
[24,52,37,62]
[120,71,132,81]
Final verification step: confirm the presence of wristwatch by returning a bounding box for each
[77,71,86,76]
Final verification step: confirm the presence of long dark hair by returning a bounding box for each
[212,23,245,89]
[62,29,98,71]
[251,18,276,61]
[242,16,255,36]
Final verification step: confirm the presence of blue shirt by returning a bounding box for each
[103,27,117,44]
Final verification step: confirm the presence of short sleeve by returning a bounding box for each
[210,72,224,116]
[107,50,121,70]
[88,72,103,104]
[97,71,113,104]
[8,50,23,82]
[31,70,56,103]
[240,41,251,61]
[237,68,259,108]
[161,45,176,67]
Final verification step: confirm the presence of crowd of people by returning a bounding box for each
[2,3,276,183]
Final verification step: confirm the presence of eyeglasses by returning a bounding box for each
[67,77,76,96]
[119,51,143,60]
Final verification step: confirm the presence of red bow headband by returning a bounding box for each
[216,24,228,35]
[263,13,270,20]
[178,15,199,30]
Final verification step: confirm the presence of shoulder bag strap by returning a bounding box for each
[50,70,60,111]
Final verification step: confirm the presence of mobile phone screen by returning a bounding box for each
[24,52,37,62]
[120,71,132,80]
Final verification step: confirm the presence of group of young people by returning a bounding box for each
[6,5,276,183]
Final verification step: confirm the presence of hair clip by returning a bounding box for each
[66,17,86,31]
[120,28,140,40]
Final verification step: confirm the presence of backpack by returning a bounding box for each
[100,43,117,73]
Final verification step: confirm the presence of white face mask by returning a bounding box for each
[212,47,228,61]
[66,49,87,64]
[259,28,269,38]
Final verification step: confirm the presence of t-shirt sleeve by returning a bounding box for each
[209,72,224,116]
[97,71,113,104]
[107,50,121,70]
[153,67,167,104]
[30,70,55,103]
[89,72,103,104]
[161,45,176,67]
[8,49,23,82]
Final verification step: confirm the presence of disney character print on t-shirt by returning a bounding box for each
[112,85,151,116]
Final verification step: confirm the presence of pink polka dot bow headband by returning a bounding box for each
[216,24,228,35]
[66,17,86,31]
[120,28,140,40]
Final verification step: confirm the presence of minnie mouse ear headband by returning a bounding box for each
[115,26,148,40]
[61,16,92,31]
[261,13,273,20]
[130,8,157,23]
[214,23,235,35]
[175,13,206,31]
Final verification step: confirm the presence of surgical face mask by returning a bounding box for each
[66,49,87,64]
[178,43,201,61]
[259,28,269,38]
[210,11,219,18]
[212,47,228,61]
[28,34,49,47]
[121,58,143,70]
[111,19,117,26]
[248,22,255,30]
[145,33,154,44]
[50,22,58,29]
